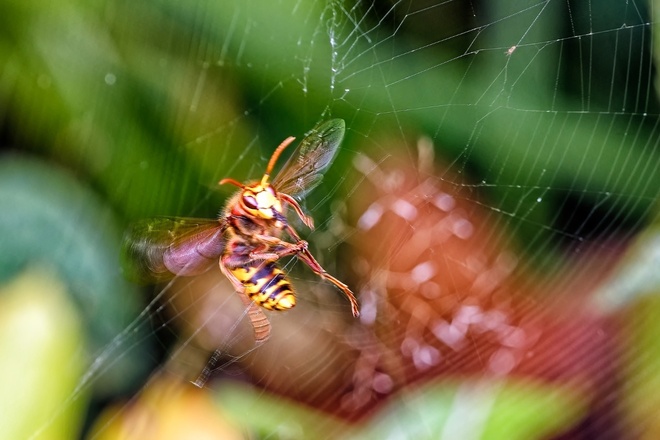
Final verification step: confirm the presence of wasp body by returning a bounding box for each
[124,119,359,345]
[231,263,295,311]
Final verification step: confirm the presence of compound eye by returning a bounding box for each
[243,194,258,210]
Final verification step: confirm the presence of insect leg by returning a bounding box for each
[192,297,270,388]
[219,258,272,343]
[193,350,221,388]
[279,193,314,229]
[236,237,307,263]
[238,291,271,343]
[295,247,360,318]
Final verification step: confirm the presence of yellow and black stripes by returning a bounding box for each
[231,262,296,311]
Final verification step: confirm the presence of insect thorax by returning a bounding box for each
[225,201,286,238]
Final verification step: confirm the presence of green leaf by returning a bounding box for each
[0,268,86,439]
[361,379,587,440]
[0,155,153,395]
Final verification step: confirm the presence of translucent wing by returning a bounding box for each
[272,118,345,199]
[123,217,226,282]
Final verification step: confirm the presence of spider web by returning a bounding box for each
[3,0,659,438]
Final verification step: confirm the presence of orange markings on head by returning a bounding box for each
[261,136,296,186]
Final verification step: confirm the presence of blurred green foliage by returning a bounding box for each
[217,378,587,439]
[1,0,657,266]
[619,292,660,436]
[0,156,152,396]
[0,268,86,439]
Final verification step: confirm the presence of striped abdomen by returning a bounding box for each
[231,262,296,311]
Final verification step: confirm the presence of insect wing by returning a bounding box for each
[123,217,226,281]
[272,118,345,199]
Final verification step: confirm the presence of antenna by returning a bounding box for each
[261,136,296,186]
